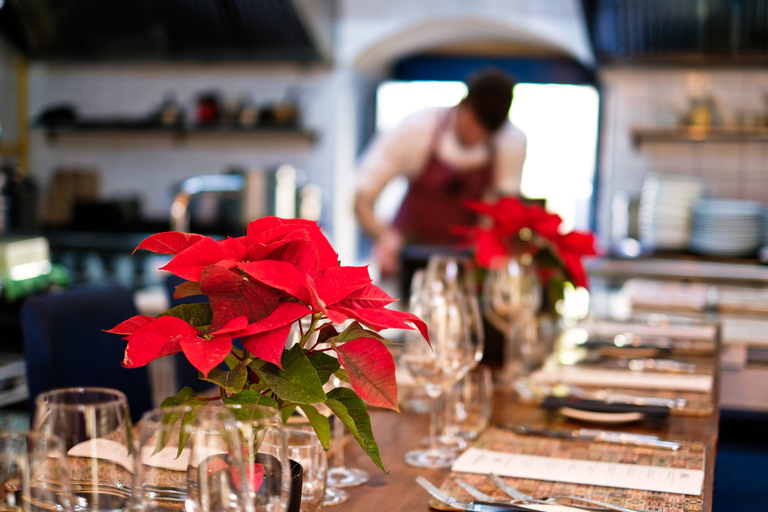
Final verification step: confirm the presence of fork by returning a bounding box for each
[454,478,610,512]
[487,473,643,512]
[415,476,539,511]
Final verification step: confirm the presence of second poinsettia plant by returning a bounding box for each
[108,216,429,471]
[458,197,598,305]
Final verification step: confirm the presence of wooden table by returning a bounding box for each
[331,387,720,512]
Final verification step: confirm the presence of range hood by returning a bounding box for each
[0,0,335,62]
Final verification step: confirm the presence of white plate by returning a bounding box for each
[558,407,645,424]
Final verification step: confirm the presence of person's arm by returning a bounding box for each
[353,111,433,273]
[492,124,528,197]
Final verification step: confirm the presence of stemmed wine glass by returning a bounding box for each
[401,256,479,468]
[482,255,544,383]
[413,256,485,454]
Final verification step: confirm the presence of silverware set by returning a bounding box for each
[417,473,644,512]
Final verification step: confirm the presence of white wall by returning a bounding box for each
[597,67,768,241]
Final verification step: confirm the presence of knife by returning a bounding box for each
[505,425,682,450]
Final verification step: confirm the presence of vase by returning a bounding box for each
[482,255,553,385]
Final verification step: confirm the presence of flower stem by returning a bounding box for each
[298,314,321,349]
[193,396,222,402]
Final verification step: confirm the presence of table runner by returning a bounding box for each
[430,427,705,512]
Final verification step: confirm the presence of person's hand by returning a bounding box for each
[373,228,404,277]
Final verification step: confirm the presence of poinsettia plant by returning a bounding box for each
[457,197,598,306]
[108,216,429,472]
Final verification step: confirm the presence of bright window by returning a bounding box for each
[374,80,599,231]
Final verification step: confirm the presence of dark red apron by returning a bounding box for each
[393,109,494,246]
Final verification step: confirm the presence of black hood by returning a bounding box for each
[0,0,334,62]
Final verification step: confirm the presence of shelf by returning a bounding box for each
[36,121,317,144]
[630,126,768,148]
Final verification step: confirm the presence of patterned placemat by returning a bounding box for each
[430,427,705,512]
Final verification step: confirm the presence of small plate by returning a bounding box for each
[559,407,645,424]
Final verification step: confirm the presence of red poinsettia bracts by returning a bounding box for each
[460,197,598,289]
[111,216,429,405]
[107,314,254,377]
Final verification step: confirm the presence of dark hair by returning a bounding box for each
[462,68,516,132]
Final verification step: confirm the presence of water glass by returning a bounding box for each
[0,431,74,512]
[33,387,133,512]
[262,429,326,512]
[225,404,291,512]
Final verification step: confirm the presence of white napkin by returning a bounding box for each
[529,364,713,392]
[67,439,224,473]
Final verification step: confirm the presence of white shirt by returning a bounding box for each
[356,107,527,201]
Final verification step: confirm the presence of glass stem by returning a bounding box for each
[428,393,444,454]
[332,414,346,470]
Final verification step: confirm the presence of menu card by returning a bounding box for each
[452,447,704,496]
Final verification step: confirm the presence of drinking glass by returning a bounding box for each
[134,406,251,512]
[133,405,193,512]
[0,431,74,512]
[401,258,477,468]
[225,404,291,512]
[33,387,133,512]
[413,256,485,455]
[262,429,325,512]
[444,365,493,441]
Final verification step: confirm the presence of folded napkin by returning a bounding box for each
[67,439,224,473]
[529,363,713,392]
[577,320,717,341]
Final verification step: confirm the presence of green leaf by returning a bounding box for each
[160,386,197,408]
[325,387,385,473]
[280,405,297,425]
[327,320,397,346]
[223,347,245,370]
[201,363,248,393]
[177,400,208,457]
[298,404,330,450]
[157,388,209,457]
[333,368,350,384]
[157,303,213,330]
[307,352,340,385]
[224,390,279,417]
[252,344,327,404]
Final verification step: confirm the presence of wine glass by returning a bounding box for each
[33,387,134,512]
[482,255,543,382]
[0,431,74,512]
[417,256,485,454]
[401,258,478,468]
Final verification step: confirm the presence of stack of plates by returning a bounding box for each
[638,175,706,251]
[689,199,765,257]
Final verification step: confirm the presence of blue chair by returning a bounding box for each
[21,282,154,423]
